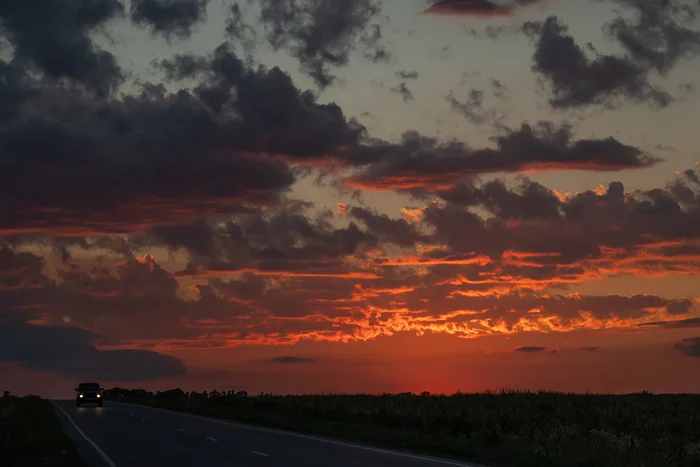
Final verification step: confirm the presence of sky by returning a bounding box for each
[1,0,700,397]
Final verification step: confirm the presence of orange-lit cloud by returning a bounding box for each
[174,267,380,280]
[377,253,492,267]
[2,247,698,352]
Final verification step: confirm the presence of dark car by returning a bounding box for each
[75,382,104,407]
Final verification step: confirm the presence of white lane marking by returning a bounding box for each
[206,436,218,442]
[156,423,163,427]
[110,402,483,467]
[141,418,147,421]
[52,401,118,467]
[177,428,185,432]
[252,451,270,457]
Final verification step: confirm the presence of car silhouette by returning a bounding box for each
[75,382,104,407]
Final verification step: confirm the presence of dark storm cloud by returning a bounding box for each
[0,4,674,238]
[346,121,660,190]
[130,0,210,40]
[514,346,547,352]
[0,313,186,381]
[436,177,563,220]
[0,79,295,235]
[422,169,700,266]
[673,337,700,357]
[0,59,36,124]
[224,2,257,52]
[156,43,368,158]
[128,201,382,277]
[599,0,700,75]
[523,16,672,109]
[1,37,380,236]
[256,0,389,88]
[0,0,125,96]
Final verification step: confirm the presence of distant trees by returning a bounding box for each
[103,387,250,401]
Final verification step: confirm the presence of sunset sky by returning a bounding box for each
[2,0,700,398]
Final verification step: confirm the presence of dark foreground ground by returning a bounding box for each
[105,388,700,467]
[51,399,484,467]
[0,393,86,467]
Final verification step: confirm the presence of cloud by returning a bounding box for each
[3,169,695,349]
[0,0,125,96]
[0,12,668,238]
[130,0,210,40]
[422,0,548,17]
[600,0,700,75]
[1,0,700,378]
[256,0,390,88]
[391,82,415,101]
[513,346,547,352]
[422,171,700,269]
[0,312,186,381]
[463,24,519,40]
[396,70,420,80]
[523,16,672,109]
[447,88,501,125]
[549,346,599,354]
[268,356,315,363]
[344,205,432,247]
[346,122,660,191]
[1,39,376,236]
[521,2,700,110]
[638,317,700,329]
[224,2,257,52]
[1,236,697,349]
[422,1,515,17]
[3,166,697,349]
[673,337,700,357]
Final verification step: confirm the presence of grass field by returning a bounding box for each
[106,388,700,467]
[0,392,86,467]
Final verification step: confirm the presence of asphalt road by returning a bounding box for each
[52,400,487,467]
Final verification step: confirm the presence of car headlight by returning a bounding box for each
[79,394,84,398]
[96,394,101,398]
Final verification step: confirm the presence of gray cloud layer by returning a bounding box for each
[0,310,186,381]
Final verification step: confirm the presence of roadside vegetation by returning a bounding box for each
[0,391,86,467]
[105,387,700,467]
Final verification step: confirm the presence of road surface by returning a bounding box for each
[52,400,488,467]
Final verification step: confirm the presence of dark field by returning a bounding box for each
[106,388,700,467]
[0,392,86,467]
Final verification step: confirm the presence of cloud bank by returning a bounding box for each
[0,0,698,385]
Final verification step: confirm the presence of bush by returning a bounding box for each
[0,393,86,467]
